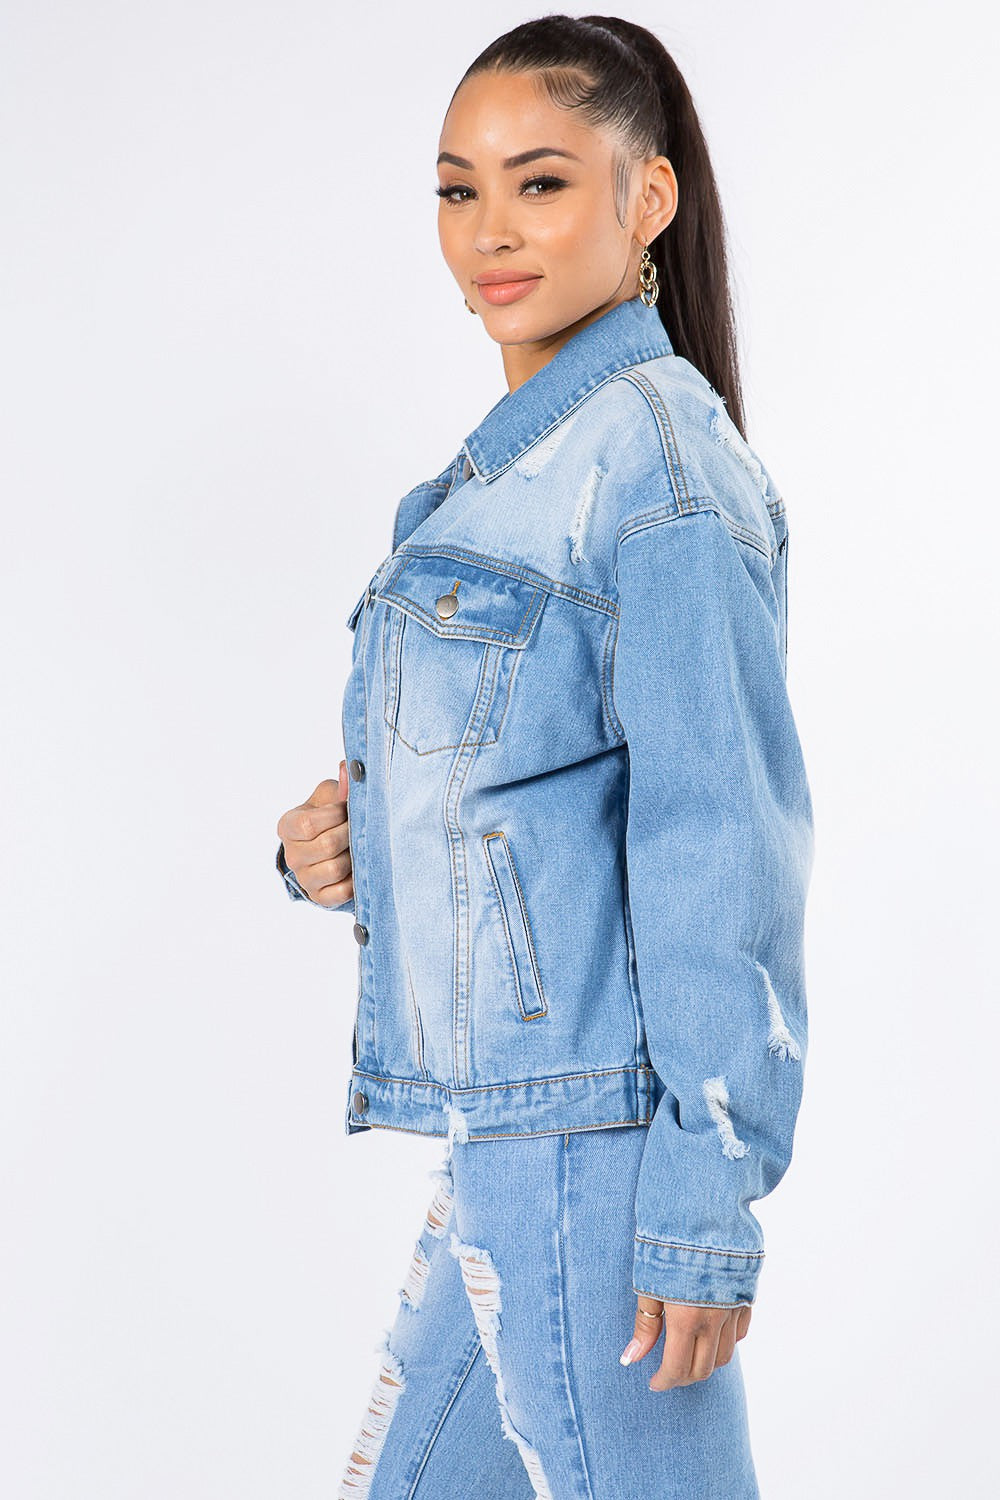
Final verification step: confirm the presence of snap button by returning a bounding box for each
[435,581,461,620]
[462,456,474,481]
[353,922,369,945]
[351,1090,368,1116]
[349,758,365,781]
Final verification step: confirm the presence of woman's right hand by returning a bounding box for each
[276,762,354,907]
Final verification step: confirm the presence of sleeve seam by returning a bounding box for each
[632,1288,754,1308]
[635,1234,765,1260]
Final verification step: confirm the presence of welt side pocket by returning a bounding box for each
[482,831,547,1021]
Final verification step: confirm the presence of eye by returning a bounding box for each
[521,174,567,196]
[435,183,474,205]
[434,174,569,206]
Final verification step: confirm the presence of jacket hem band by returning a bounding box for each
[344,1064,661,1139]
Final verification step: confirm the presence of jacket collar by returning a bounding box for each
[462,294,673,482]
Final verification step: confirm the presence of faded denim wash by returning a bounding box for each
[335,1125,759,1499]
[277,293,815,1310]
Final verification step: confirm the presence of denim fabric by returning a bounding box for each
[337,1128,759,1499]
[278,294,814,1307]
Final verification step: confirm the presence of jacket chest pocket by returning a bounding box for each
[379,555,545,755]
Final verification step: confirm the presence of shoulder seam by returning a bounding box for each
[615,369,782,557]
[617,501,776,564]
[615,368,690,515]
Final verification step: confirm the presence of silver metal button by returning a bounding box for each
[435,580,461,620]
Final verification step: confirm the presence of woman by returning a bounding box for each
[276,15,813,1499]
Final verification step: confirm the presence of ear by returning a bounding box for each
[637,156,678,243]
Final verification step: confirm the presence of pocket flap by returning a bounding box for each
[345,587,369,631]
[380,555,544,647]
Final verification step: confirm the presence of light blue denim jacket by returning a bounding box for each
[277,295,814,1307]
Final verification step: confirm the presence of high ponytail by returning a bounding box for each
[457,14,747,440]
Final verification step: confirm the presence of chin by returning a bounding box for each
[482,306,572,346]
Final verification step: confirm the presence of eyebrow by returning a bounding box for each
[436,147,584,170]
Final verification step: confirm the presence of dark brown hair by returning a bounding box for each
[454,14,747,438]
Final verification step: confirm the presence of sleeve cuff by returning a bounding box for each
[276,841,309,902]
[633,1234,763,1307]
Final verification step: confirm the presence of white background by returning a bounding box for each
[2,2,997,1495]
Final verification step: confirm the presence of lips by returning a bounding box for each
[472,272,543,308]
[473,271,542,286]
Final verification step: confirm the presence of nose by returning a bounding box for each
[472,198,522,257]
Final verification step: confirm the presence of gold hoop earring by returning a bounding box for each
[638,245,659,308]
[464,297,478,316]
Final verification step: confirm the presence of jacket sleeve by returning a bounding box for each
[611,506,814,1307]
[275,841,355,916]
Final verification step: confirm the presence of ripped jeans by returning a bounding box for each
[338,1123,760,1500]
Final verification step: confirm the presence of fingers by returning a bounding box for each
[619,1297,665,1368]
[280,819,351,866]
[308,869,355,907]
[291,839,354,905]
[717,1303,751,1368]
[622,1301,746,1393]
[310,769,347,807]
[276,765,349,847]
[648,1307,701,1391]
[276,763,355,905]
[713,1316,739,1370]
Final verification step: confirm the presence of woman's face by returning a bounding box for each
[436,69,676,384]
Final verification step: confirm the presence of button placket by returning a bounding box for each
[343,564,380,1079]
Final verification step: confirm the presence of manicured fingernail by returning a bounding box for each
[619,1339,641,1365]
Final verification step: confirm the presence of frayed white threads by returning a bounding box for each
[711,408,769,498]
[755,960,802,1061]
[399,1240,431,1310]
[514,417,576,478]
[446,1103,471,1150]
[448,1234,553,1499]
[449,1233,502,1367]
[337,1334,405,1497]
[569,464,605,564]
[424,1160,455,1239]
[499,1405,554,1498]
[703,1075,750,1159]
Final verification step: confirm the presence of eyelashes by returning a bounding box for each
[434,175,568,205]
